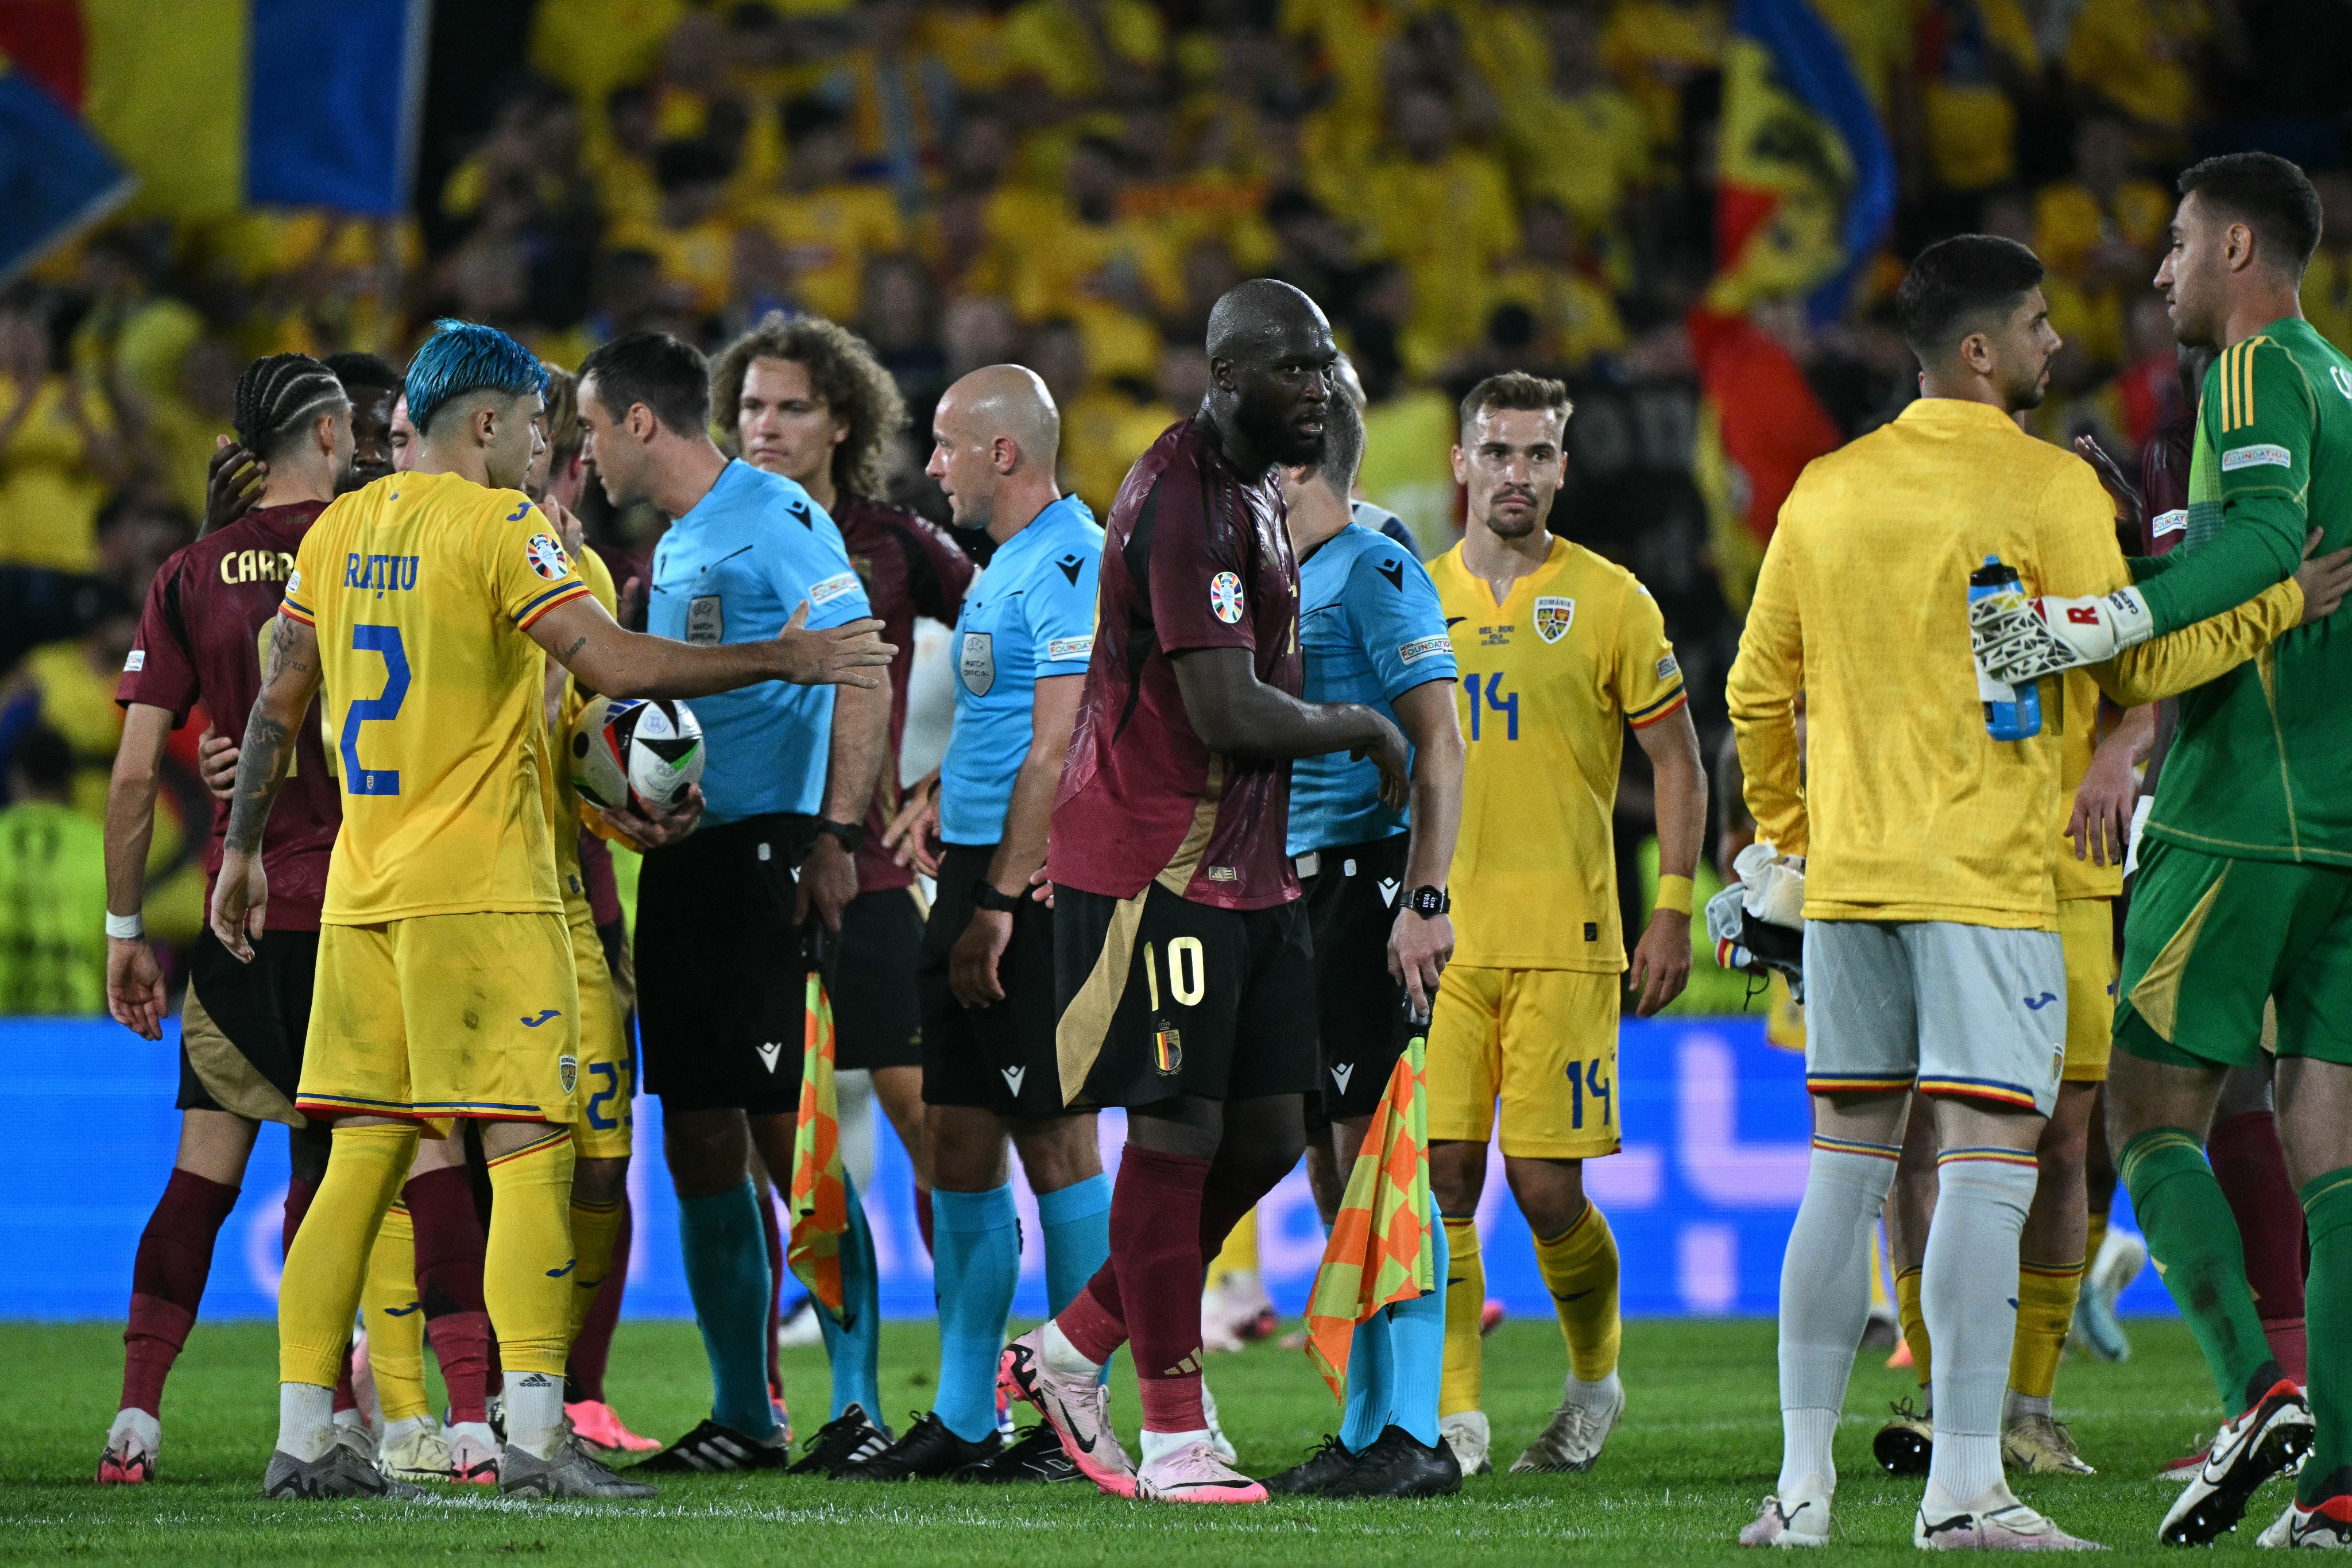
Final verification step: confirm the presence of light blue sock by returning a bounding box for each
[1340,1308,1395,1453]
[819,1174,883,1421]
[1387,1197,1449,1448]
[931,1184,1020,1442]
[676,1180,778,1439]
[1035,1172,1111,1316]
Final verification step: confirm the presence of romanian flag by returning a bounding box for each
[0,0,428,220]
[0,38,128,283]
[786,968,849,1320]
[1303,1035,1434,1404]
[1694,0,1894,593]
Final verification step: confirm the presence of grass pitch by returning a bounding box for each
[0,1315,2283,1563]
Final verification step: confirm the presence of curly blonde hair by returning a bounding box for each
[710,312,908,502]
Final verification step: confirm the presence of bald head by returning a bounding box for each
[1205,278,1329,366]
[928,363,1064,540]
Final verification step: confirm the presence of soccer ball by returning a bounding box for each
[571,695,705,814]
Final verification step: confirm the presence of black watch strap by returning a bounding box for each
[972,880,1024,913]
[815,818,866,854]
[1405,885,1450,917]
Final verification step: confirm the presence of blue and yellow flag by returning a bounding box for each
[0,45,130,285]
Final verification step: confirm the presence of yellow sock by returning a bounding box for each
[1208,1204,1258,1285]
[2007,1259,2087,1401]
[483,1129,579,1377]
[1441,1215,1484,1416]
[1533,1202,1622,1383]
[1895,1266,1932,1391]
[567,1197,625,1342]
[280,1121,418,1387]
[360,1202,431,1421]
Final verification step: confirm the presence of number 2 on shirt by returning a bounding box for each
[1461,672,1518,741]
[341,624,411,796]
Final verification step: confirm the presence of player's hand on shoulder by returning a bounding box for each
[599,781,704,850]
[1388,908,1452,1017]
[2072,433,2141,530]
[2293,526,2352,625]
[203,436,265,539]
[197,725,238,801]
[541,494,586,556]
[106,938,168,1041]
[772,601,895,688]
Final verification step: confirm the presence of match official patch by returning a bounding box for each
[524,532,574,581]
[2221,443,2292,471]
[2152,508,2188,539]
[808,570,860,606]
[1208,570,1245,624]
[1398,634,1450,665]
[123,649,144,672]
[1046,635,1093,661]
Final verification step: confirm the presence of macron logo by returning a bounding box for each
[1377,878,1401,907]
[1001,1066,1027,1095]
[2022,992,2058,1011]
[1330,1063,1354,1095]
[520,1009,562,1028]
[756,1042,784,1073]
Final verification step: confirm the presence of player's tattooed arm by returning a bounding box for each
[1170,645,1410,807]
[210,612,323,959]
[527,593,894,698]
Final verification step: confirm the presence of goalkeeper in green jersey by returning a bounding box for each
[1994,152,2352,1550]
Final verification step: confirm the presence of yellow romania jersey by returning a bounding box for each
[1432,535,1686,973]
[282,470,594,924]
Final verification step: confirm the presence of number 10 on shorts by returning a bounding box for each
[1142,937,1205,1075]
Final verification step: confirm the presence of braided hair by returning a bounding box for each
[234,353,349,462]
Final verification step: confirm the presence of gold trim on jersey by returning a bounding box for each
[2126,867,2230,1041]
[1153,756,1225,895]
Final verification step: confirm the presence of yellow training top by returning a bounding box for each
[1432,535,1686,972]
[283,470,594,924]
[1727,397,2299,930]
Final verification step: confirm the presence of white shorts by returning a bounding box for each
[1802,919,2065,1116]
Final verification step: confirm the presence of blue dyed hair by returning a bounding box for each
[404,319,549,435]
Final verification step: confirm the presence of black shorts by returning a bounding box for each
[920,843,1066,1117]
[833,886,925,1072]
[1051,882,1316,1110]
[636,813,815,1116]
[178,926,318,1125]
[1302,835,1419,1125]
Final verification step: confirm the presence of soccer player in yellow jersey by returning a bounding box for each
[1424,373,1708,1477]
[1728,236,2323,1550]
[211,320,890,1502]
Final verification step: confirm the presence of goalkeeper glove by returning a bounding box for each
[1970,585,2153,686]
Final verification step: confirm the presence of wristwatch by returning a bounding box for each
[972,881,1024,913]
[1405,885,1450,917]
[814,818,866,854]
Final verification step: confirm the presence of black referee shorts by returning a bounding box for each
[1300,835,1419,1126]
[635,812,816,1117]
[919,843,1067,1117]
[833,886,925,1073]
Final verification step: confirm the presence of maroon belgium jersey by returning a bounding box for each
[1047,419,1303,911]
[117,502,341,929]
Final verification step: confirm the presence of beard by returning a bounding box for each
[1235,390,1326,469]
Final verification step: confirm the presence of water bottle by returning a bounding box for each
[1968,555,2041,740]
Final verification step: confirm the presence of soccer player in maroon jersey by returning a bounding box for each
[999,280,1410,1504]
[98,355,357,1484]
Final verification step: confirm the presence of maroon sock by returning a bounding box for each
[915,1186,935,1258]
[2211,1110,2310,1382]
[282,1175,318,1261]
[406,1166,493,1423]
[1111,1146,1212,1434]
[121,1169,239,1416]
[758,1183,785,1395]
[1061,1262,1129,1365]
[566,1196,631,1404]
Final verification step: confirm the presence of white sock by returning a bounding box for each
[1773,1143,1899,1495]
[505,1370,566,1459]
[384,1414,432,1446]
[1565,1371,1622,1411]
[1043,1319,1104,1379]
[447,1419,497,1451]
[1140,1427,1210,1465]
[2003,1388,2051,1422]
[332,1406,366,1435]
[1922,1153,2040,1507]
[277,1383,336,1461]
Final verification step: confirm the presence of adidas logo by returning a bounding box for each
[1001,1065,1027,1095]
[756,1042,783,1073]
[1330,1063,1354,1094]
[1159,1353,1202,1377]
[1378,878,1401,907]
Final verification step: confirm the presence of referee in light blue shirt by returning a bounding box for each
[1268,385,1467,1499]
[854,365,1116,1482]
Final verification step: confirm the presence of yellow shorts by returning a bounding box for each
[568,911,634,1162]
[1426,963,1622,1159]
[299,911,582,1126]
[2059,897,2114,1083]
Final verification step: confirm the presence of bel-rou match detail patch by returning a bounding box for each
[808,570,860,606]
[1208,570,1245,624]
[524,532,574,580]
[2221,443,2292,471]
[1398,634,1450,665]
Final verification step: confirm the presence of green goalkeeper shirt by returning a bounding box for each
[2137,316,2352,865]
